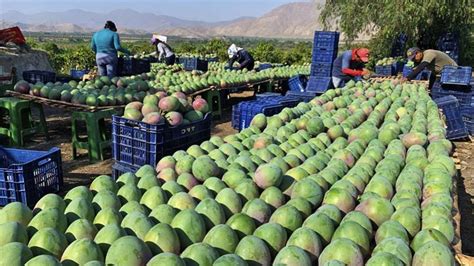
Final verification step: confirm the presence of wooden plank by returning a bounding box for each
[7,91,125,112]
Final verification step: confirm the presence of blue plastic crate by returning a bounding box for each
[313,31,340,50]
[431,82,474,109]
[285,91,317,103]
[132,59,151,74]
[181,57,208,72]
[255,92,283,98]
[375,65,394,76]
[118,58,133,76]
[112,115,165,168]
[288,75,307,92]
[312,49,337,64]
[434,96,469,140]
[443,50,459,63]
[440,66,472,86]
[0,147,62,207]
[162,113,211,155]
[393,61,405,74]
[402,66,432,80]
[208,57,219,62]
[112,161,139,180]
[310,63,333,77]
[257,63,272,71]
[70,69,89,80]
[306,76,332,94]
[462,111,474,135]
[112,113,211,168]
[22,70,56,84]
[260,96,300,108]
[232,101,285,131]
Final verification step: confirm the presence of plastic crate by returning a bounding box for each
[431,82,474,109]
[22,70,56,84]
[162,113,211,155]
[118,58,133,76]
[310,63,333,77]
[288,75,307,92]
[70,69,89,80]
[0,147,62,207]
[402,66,432,80]
[313,31,340,50]
[306,76,332,94]
[434,96,469,140]
[443,50,459,63]
[375,65,394,76]
[112,161,138,180]
[312,49,337,64]
[112,115,165,168]
[208,57,219,63]
[393,61,405,74]
[462,112,474,135]
[257,63,272,71]
[132,59,151,74]
[181,57,209,72]
[232,101,285,131]
[285,91,317,103]
[440,66,472,86]
[255,92,283,98]
[112,113,211,168]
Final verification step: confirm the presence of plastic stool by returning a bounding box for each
[72,109,115,162]
[202,89,222,120]
[0,97,48,146]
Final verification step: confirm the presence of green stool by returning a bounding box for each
[0,97,48,147]
[72,109,115,162]
[202,89,222,120]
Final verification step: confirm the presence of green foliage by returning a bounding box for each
[320,0,473,65]
[27,35,312,74]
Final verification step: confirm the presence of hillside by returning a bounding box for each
[211,2,323,38]
[1,2,333,39]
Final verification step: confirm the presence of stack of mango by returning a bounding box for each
[0,80,455,265]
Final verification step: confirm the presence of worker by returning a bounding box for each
[403,47,457,88]
[331,48,370,88]
[91,21,130,78]
[150,37,176,65]
[227,44,255,71]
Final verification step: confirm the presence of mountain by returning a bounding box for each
[0,8,221,33]
[0,2,333,39]
[210,2,324,38]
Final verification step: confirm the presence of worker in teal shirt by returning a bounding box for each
[91,21,130,77]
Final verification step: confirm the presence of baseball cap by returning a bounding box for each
[355,48,369,63]
[407,47,421,60]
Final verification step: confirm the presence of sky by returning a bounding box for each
[1,0,310,22]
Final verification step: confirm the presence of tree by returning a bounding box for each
[250,41,279,63]
[320,0,473,64]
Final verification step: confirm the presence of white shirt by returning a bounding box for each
[157,43,174,60]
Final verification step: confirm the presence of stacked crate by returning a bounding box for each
[307,31,340,94]
[431,66,473,135]
[437,33,459,63]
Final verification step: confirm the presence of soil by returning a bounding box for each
[4,90,474,257]
[453,141,474,256]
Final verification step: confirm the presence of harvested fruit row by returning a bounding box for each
[0,80,456,266]
[13,64,310,107]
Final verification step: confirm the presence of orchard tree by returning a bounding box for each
[320,0,473,64]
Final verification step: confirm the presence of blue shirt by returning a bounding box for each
[91,29,129,55]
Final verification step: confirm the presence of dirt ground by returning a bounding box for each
[453,141,474,256]
[4,91,474,256]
